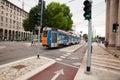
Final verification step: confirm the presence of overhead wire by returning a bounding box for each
[16,0,105,26]
[17,0,38,8]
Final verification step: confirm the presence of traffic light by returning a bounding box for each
[34,13,40,25]
[112,23,119,33]
[38,0,42,5]
[43,1,46,12]
[38,0,45,12]
[83,0,91,20]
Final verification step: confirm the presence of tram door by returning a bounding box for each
[51,31,57,47]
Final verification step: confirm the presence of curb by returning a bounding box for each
[0,56,35,68]
[15,56,56,80]
[73,43,85,52]
[74,49,88,80]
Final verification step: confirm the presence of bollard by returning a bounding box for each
[91,45,92,53]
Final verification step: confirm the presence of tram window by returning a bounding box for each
[43,31,47,37]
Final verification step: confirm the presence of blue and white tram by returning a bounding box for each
[42,27,80,48]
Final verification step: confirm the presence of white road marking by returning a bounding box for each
[0,45,6,49]
[63,54,69,57]
[51,69,64,80]
[58,62,79,68]
[55,58,62,61]
[69,57,79,60]
[66,53,71,55]
[60,56,66,59]
[72,63,81,66]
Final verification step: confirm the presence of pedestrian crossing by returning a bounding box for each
[90,52,120,73]
[0,45,6,49]
[84,43,120,74]
[59,44,82,52]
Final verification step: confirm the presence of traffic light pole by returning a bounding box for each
[114,32,117,56]
[86,19,92,72]
[37,0,43,59]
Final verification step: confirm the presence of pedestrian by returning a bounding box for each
[104,41,109,48]
[31,40,33,46]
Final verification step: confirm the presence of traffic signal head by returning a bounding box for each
[38,0,45,13]
[38,0,42,5]
[34,13,40,25]
[112,23,118,33]
[43,1,46,12]
[83,0,91,20]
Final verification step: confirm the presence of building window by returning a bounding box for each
[1,16,3,21]
[0,23,3,26]
[10,19,12,23]
[6,18,8,23]
[14,16,15,19]
[10,9,12,13]
[10,4,12,8]
[6,24,8,27]
[9,25,11,28]
[10,14,12,17]
[13,20,15,24]
[6,2,9,7]
[1,11,4,14]
[6,13,8,16]
[1,5,4,9]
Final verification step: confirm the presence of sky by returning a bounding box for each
[8,0,106,37]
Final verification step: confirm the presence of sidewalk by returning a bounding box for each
[74,42,120,80]
[0,56,56,80]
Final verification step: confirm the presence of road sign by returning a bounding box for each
[80,31,82,34]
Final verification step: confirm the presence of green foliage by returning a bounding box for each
[23,18,31,31]
[23,2,73,32]
[43,2,73,31]
[83,34,88,40]
[29,5,41,29]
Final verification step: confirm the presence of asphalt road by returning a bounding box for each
[0,41,87,68]
[0,41,38,65]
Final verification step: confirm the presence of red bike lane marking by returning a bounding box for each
[29,62,78,80]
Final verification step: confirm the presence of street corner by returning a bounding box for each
[0,56,56,80]
[16,56,56,80]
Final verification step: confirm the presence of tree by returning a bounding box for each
[23,2,73,32]
[83,34,88,41]
[23,5,42,33]
[23,18,31,31]
[43,2,73,31]
[29,5,41,30]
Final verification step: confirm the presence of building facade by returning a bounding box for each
[0,0,32,41]
[106,0,120,49]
